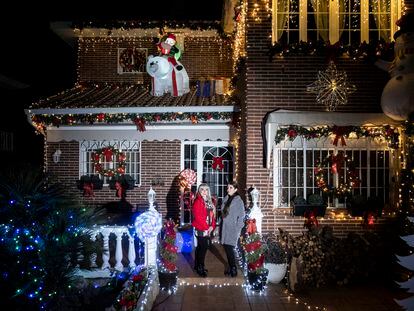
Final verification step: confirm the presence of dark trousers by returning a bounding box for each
[223,244,236,268]
[195,236,209,267]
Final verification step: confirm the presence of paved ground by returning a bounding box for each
[152,242,406,311]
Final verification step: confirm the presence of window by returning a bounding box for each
[117,48,147,74]
[80,140,141,185]
[273,137,393,208]
[272,0,402,43]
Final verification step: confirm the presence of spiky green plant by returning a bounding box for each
[0,165,104,310]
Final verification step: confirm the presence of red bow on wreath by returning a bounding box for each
[246,219,257,234]
[83,182,94,197]
[102,147,114,162]
[212,156,224,170]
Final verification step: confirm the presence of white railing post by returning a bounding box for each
[128,236,136,268]
[102,230,110,270]
[90,233,98,268]
[248,187,263,234]
[114,229,124,271]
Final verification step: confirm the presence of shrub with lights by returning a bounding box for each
[0,167,102,310]
[113,268,148,311]
[243,219,268,291]
[158,220,178,291]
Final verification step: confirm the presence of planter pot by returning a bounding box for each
[247,269,268,291]
[264,263,287,284]
[158,270,178,291]
[292,204,326,217]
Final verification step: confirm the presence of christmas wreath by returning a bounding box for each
[119,48,146,73]
[91,147,126,177]
[314,151,360,196]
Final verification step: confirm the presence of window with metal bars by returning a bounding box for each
[80,140,141,185]
[274,138,393,208]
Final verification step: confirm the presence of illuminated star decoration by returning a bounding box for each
[307,61,357,111]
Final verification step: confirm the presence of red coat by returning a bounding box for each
[192,194,216,231]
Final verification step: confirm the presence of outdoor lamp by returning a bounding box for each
[52,149,62,163]
[251,187,259,208]
[148,186,156,210]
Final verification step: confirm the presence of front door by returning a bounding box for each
[182,142,234,224]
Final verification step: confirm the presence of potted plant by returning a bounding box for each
[77,174,104,190]
[158,220,178,291]
[291,194,327,217]
[307,194,327,217]
[243,220,268,291]
[109,174,135,190]
[346,194,367,216]
[263,233,288,284]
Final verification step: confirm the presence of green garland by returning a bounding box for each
[268,40,394,62]
[31,112,233,131]
[275,125,399,148]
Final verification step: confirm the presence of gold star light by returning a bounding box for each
[307,61,357,111]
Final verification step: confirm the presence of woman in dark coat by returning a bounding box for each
[220,181,245,277]
[192,183,216,277]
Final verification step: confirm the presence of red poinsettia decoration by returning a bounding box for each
[243,218,266,274]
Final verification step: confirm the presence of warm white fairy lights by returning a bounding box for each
[233,0,247,72]
[307,61,357,111]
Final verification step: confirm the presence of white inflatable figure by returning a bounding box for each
[146,55,190,97]
[377,13,414,121]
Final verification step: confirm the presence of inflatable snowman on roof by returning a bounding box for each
[379,12,414,121]
[146,33,190,97]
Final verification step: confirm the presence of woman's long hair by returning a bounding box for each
[222,181,239,218]
[198,183,216,217]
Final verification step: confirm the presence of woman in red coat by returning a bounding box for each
[192,183,216,277]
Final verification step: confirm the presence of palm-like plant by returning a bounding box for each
[0,165,104,310]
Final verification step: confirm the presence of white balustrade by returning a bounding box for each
[88,225,144,274]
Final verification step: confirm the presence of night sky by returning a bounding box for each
[0,1,223,166]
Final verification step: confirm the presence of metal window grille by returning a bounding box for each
[274,138,391,208]
[80,140,141,185]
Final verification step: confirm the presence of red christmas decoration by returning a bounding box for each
[246,219,257,234]
[332,126,351,146]
[97,113,105,122]
[83,183,94,197]
[134,117,146,132]
[212,156,224,170]
[304,209,319,229]
[115,181,124,198]
[91,147,126,177]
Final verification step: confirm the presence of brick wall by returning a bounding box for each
[78,36,233,84]
[242,0,392,235]
[46,140,182,221]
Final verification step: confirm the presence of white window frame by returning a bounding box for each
[273,136,394,208]
[79,140,141,186]
[181,141,232,187]
[272,0,403,43]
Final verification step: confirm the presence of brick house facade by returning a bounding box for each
[26,0,410,236]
